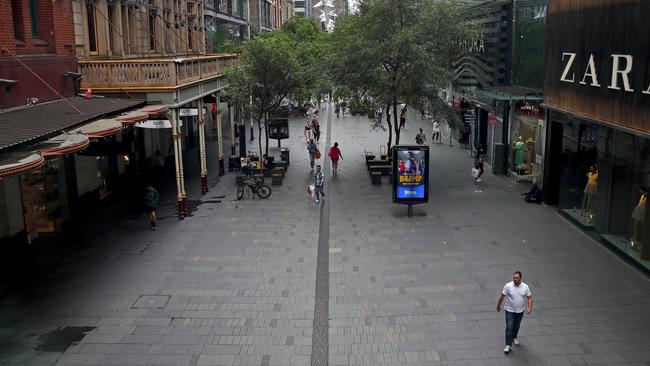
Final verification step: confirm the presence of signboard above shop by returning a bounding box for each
[544,0,650,135]
[136,120,183,129]
[178,108,207,117]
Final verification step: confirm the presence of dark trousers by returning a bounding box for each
[505,311,524,346]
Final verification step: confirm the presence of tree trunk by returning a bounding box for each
[264,111,270,157]
[258,106,263,158]
[386,103,392,151]
[393,97,400,145]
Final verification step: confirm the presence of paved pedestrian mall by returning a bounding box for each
[1,105,649,366]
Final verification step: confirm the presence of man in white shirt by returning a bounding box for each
[496,271,533,354]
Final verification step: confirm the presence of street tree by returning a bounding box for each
[329,0,469,150]
[225,33,301,157]
[225,17,328,157]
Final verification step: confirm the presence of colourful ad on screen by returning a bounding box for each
[393,146,429,204]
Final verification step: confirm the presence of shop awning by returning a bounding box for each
[139,105,169,117]
[36,133,90,158]
[115,111,149,125]
[71,119,123,139]
[0,150,44,178]
[477,86,543,101]
[0,97,144,153]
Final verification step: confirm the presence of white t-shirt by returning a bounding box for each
[432,121,440,133]
[502,281,531,313]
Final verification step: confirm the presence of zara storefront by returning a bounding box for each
[542,0,650,272]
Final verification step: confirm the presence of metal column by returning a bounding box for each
[170,108,186,219]
[198,100,209,194]
[216,93,225,176]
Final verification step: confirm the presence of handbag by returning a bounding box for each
[314,149,321,159]
[471,167,480,178]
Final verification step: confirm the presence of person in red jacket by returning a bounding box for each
[328,142,343,174]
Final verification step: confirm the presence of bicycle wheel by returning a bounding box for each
[256,185,272,199]
[236,184,245,200]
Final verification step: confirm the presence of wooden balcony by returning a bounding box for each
[78,54,240,92]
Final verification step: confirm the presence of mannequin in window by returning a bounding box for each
[628,185,647,253]
[581,164,598,222]
[513,136,525,173]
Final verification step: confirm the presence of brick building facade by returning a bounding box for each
[0,0,78,109]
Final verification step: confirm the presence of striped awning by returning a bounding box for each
[72,119,123,139]
[139,105,169,117]
[37,133,90,158]
[0,151,45,178]
[115,111,150,125]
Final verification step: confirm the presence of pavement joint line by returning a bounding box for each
[311,104,332,366]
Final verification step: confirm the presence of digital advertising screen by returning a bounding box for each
[392,145,429,204]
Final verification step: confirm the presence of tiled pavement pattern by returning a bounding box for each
[0,104,649,366]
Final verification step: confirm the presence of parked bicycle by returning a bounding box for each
[370,114,387,132]
[237,175,272,200]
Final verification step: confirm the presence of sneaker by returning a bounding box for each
[315,199,320,203]
[504,345,511,353]
[513,338,520,346]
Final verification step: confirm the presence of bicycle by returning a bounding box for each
[237,175,272,200]
[370,114,387,132]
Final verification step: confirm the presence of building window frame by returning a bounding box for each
[86,0,98,54]
[29,0,39,38]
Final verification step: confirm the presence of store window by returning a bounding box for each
[555,116,650,270]
[20,158,70,242]
[510,102,544,181]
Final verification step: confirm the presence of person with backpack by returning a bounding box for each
[416,128,426,145]
[307,139,318,172]
[328,142,343,174]
[144,184,160,230]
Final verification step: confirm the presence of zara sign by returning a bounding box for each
[543,0,650,135]
[559,53,650,95]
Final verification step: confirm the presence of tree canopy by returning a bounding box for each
[329,0,470,148]
[224,17,328,156]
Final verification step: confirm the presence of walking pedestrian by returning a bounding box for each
[496,271,533,354]
[328,142,343,174]
[415,128,426,145]
[313,165,325,203]
[304,121,313,142]
[312,112,321,142]
[307,139,318,171]
[399,105,407,130]
[144,184,160,231]
[474,145,484,183]
[432,120,441,143]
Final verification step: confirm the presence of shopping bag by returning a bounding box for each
[315,149,321,159]
[471,167,480,178]
[308,184,315,197]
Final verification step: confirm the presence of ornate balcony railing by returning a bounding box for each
[78,54,240,90]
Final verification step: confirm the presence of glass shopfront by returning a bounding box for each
[20,157,71,242]
[509,102,545,182]
[553,112,650,270]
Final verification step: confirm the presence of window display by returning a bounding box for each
[554,114,650,270]
[510,102,544,181]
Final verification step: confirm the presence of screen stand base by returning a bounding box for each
[407,204,413,217]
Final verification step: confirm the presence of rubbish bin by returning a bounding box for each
[280,148,290,165]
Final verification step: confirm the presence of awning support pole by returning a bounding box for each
[216,93,225,176]
[198,99,209,194]
[170,108,185,219]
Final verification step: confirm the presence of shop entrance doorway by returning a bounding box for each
[544,121,563,204]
